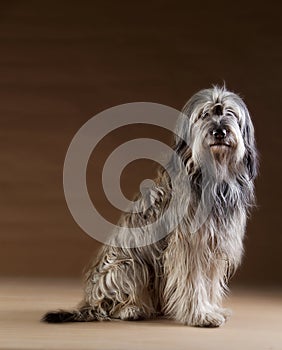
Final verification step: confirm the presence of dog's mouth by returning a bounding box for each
[210,142,231,148]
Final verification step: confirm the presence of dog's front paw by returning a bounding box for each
[193,311,227,328]
[216,307,232,320]
[115,306,146,321]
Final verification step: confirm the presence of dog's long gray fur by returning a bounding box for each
[43,86,258,327]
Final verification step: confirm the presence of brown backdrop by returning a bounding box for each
[0,0,281,286]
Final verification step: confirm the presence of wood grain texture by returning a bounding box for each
[0,278,281,350]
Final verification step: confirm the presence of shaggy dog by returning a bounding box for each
[43,86,257,327]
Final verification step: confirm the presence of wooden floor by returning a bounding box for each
[0,279,281,350]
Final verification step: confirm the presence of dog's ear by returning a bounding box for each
[242,117,258,180]
[173,111,193,165]
[171,138,193,169]
[174,139,190,160]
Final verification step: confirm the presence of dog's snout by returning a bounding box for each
[212,128,227,140]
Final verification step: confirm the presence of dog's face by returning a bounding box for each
[175,86,258,179]
[191,96,246,163]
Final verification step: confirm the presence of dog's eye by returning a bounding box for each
[226,110,238,119]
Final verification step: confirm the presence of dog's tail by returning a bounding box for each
[42,306,103,323]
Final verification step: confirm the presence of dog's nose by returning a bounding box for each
[212,128,227,140]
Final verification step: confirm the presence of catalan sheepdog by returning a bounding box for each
[43,86,258,327]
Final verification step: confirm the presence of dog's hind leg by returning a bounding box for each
[42,246,155,323]
[85,247,155,321]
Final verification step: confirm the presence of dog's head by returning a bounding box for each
[174,86,258,180]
